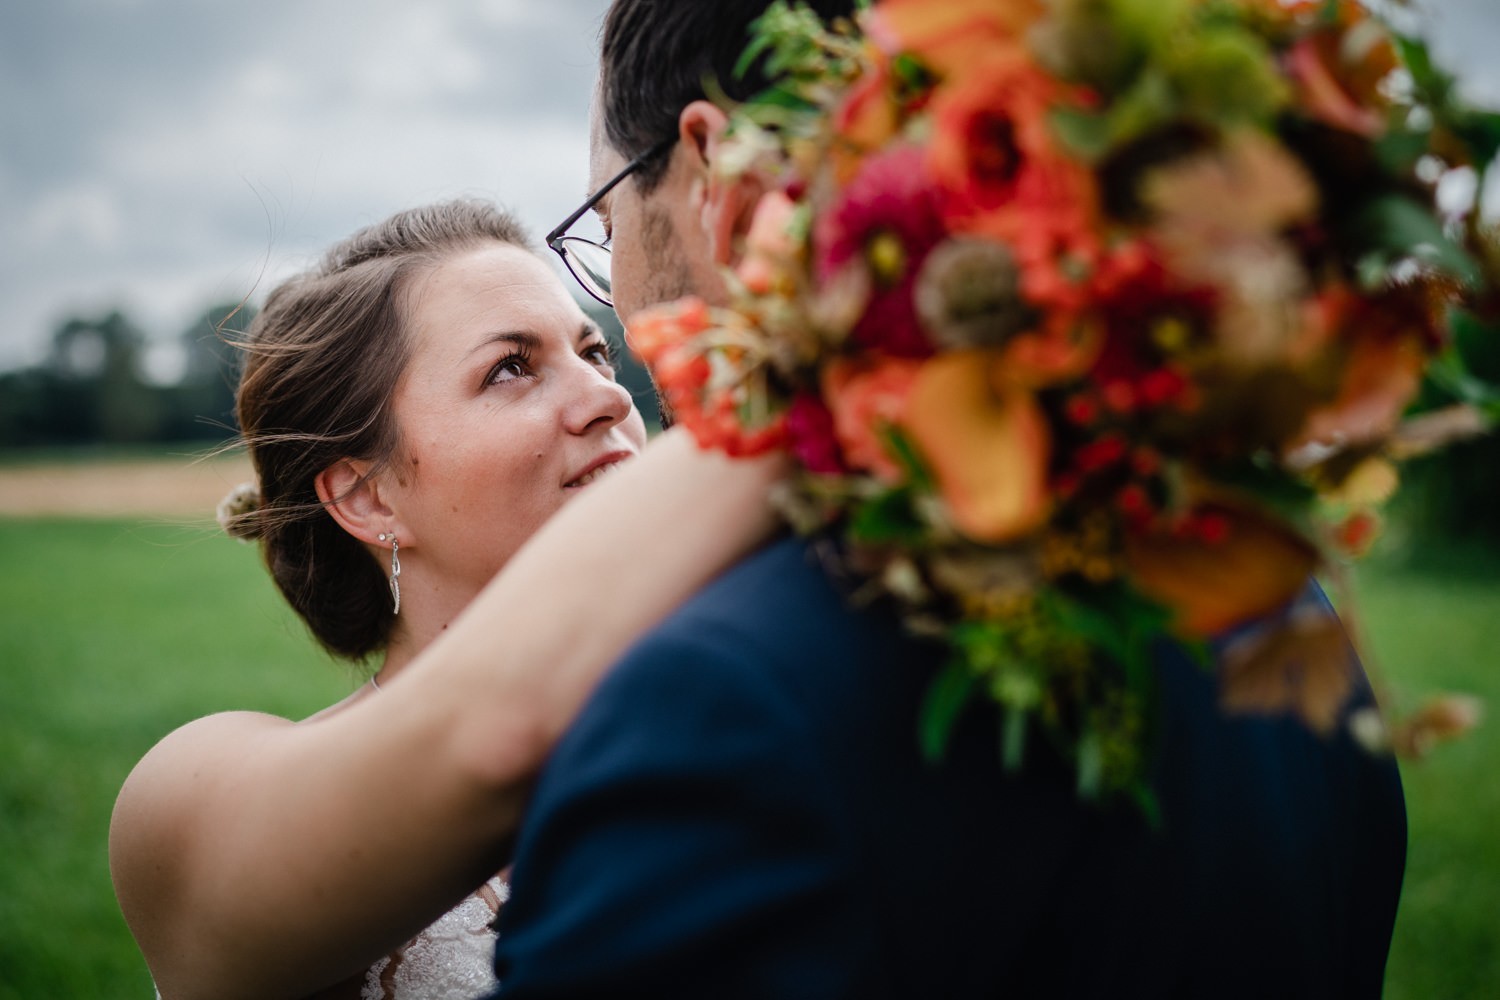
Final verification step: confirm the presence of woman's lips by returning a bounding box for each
[564,451,634,488]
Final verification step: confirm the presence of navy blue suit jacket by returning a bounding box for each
[491,538,1405,998]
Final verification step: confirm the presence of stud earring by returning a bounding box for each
[377,532,401,614]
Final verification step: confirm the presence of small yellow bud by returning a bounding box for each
[865,229,908,287]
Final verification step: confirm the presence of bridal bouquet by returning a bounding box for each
[628,0,1500,800]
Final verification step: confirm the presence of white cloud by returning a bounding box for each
[22,183,126,251]
[0,0,612,370]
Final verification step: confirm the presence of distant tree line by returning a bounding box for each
[0,305,248,450]
[0,302,659,453]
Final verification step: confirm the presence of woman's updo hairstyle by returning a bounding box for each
[223,199,532,659]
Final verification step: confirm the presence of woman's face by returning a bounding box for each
[381,241,647,596]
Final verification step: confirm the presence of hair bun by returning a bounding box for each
[217,481,264,540]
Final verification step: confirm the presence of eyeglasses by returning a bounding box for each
[547,137,676,308]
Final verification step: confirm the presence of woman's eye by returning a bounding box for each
[487,354,531,385]
[584,342,618,372]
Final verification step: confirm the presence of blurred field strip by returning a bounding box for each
[0,453,253,518]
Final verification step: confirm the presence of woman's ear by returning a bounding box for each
[679,100,767,268]
[315,459,405,547]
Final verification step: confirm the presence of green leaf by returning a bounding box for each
[1001,704,1030,771]
[879,426,936,491]
[1372,127,1432,177]
[1428,346,1500,421]
[1103,69,1178,148]
[1131,784,1164,829]
[1348,196,1484,288]
[848,488,926,544]
[919,661,977,763]
[1076,728,1104,800]
[1044,589,1134,666]
[1449,108,1500,169]
[1050,107,1115,163]
[1393,33,1452,107]
[735,22,779,81]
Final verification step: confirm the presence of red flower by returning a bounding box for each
[813,145,947,357]
[926,49,1101,314]
[785,393,845,475]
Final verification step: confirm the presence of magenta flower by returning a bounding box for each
[813,145,947,357]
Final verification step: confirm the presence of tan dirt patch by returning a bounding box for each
[0,454,255,519]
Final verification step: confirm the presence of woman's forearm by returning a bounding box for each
[124,428,784,998]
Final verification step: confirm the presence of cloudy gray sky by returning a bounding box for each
[2,0,1498,375]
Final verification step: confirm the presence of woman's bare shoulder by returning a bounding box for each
[109,712,297,929]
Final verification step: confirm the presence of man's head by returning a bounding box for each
[590,0,859,321]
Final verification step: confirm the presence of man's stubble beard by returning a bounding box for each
[639,201,697,310]
[638,201,698,428]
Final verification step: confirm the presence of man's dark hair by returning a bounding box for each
[599,0,859,190]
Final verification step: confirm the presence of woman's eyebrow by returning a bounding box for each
[464,330,541,360]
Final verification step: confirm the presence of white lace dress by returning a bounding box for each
[359,877,508,1000]
[151,878,508,999]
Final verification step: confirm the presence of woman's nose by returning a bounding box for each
[563,361,635,436]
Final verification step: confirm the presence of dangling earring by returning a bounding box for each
[377,532,401,614]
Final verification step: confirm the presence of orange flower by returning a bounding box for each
[1123,503,1319,636]
[624,296,713,365]
[830,47,901,182]
[1293,333,1427,452]
[1284,7,1397,138]
[867,0,1045,80]
[900,349,1051,543]
[626,297,785,456]
[926,49,1100,313]
[821,356,924,482]
[999,310,1102,389]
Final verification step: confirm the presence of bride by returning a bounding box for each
[108,199,782,999]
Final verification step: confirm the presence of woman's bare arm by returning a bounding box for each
[109,429,784,999]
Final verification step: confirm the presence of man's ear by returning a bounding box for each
[679,100,768,268]
[315,459,406,547]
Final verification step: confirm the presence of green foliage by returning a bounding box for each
[0,514,1496,995]
[1391,31,1500,169]
[919,660,977,762]
[1160,25,1288,127]
[848,487,927,545]
[1349,196,1484,290]
[738,0,863,96]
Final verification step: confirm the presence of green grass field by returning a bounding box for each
[0,517,1494,998]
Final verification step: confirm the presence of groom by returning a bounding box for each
[490,1,1407,996]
